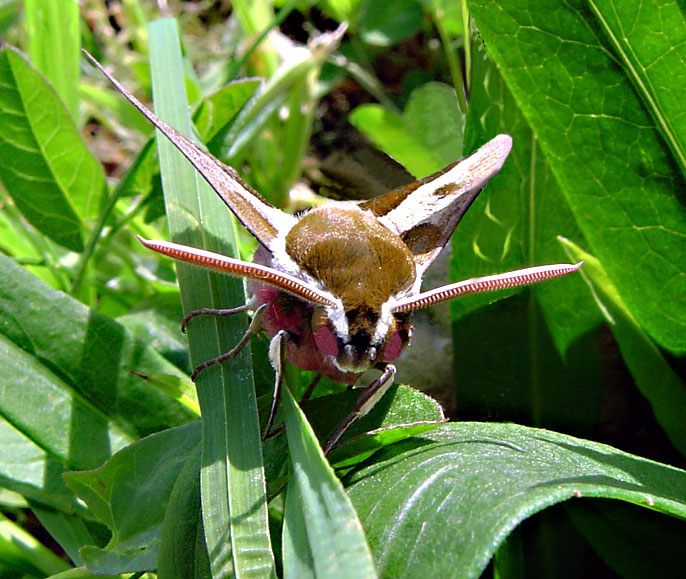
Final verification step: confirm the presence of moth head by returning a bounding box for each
[311,303,412,373]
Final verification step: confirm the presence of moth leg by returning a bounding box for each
[190,303,266,381]
[262,372,323,441]
[322,363,396,455]
[301,373,323,402]
[182,296,257,333]
[262,330,288,440]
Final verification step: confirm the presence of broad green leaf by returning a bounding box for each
[0,333,133,470]
[147,20,274,577]
[117,294,189,372]
[469,0,686,353]
[561,237,686,456]
[304,384,444,450]
[448,44,604,433]
[31,503,100,567]
[0,417,80,513]
[452,294,604,435]
[64,423,202,574]
[282,386,376,579]
[453,39,601,354]
[263,384,444,499]
[0,46,105,251]
[349,106,431,175]
[25,0,80,121]
[349,82,464,178]
[346,422,686,578]
[403,82,464,168]
[587,0,686,177]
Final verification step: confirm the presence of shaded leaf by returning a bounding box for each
[561,237,686,456]
[359,0,424,47]
[0,254,195,439]
[64,423,202,574]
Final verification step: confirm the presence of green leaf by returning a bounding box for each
[346,422,686,577]
[359,0,424,47]
[0,333,133,470]
[304,384,444,451]
[0,46,105,251]
[321,0,364,23]
[0,416,78,514]
[31,505,95,568]
[442,48,605,435]
[263,384,444,499]
[453,34,601,354]
[0,0,21,36]
[349,82,464,177]
[147,19,274,577]
[452,293,604,435]
[587,0,686,177]
[158,448,211,578]
[0,254,195,440]
[403,82,465,168]
[64,423,202,574]
[282,386,376,579]
[468,0,686,353]
[79,81,155,137]
[0,206,61,288]
[0,511,70,576]
[568,499,686,578]
[24,0,80,121]
[194,79,261,142]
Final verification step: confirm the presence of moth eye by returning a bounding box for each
[314,325,339,356]
[381,330,403,362]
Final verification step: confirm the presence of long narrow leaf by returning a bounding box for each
[147,19,274,577]
[282,386,376,579]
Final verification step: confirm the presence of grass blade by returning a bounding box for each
[282,386,376,578]
[147,19,275,577]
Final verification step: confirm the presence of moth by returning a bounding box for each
[86,53,581,453]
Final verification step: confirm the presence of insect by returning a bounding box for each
[86,52,581,453]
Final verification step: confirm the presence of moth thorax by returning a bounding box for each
[285,205,416,300]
